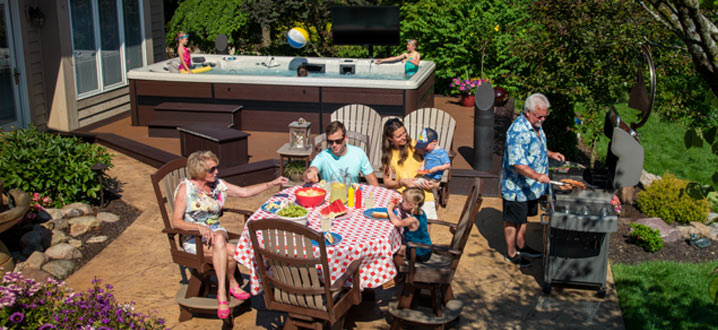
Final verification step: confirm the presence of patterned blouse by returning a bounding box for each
[500,114,548,202]
[177,178,227,226]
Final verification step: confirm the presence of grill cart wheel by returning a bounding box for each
[597,288,607,298]
[542,283,552,295]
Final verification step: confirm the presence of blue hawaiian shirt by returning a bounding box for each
[500,114,548,202]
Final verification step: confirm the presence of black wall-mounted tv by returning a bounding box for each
[331,6,400,46]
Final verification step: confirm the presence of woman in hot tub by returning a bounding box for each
[171,150,287,318]
[375,39,421,76]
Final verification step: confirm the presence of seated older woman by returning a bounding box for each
[171,150,288,319]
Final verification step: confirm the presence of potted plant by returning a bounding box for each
[284,160,307,182]
[449,77,487,107]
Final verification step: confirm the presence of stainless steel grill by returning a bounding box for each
[540,108,645,297]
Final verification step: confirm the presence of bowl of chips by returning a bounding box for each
[294,187,326,207]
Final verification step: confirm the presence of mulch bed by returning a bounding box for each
[609,203,718,265]
[73,199,141,270]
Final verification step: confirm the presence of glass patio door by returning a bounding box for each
[0,0,24,130]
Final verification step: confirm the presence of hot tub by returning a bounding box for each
[127,55,435,133]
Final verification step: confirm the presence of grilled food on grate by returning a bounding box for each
[560,179,586,189]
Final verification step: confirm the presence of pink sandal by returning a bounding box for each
[217,299,230,319]
[229,286,250,300]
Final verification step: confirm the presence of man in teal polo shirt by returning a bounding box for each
[302,121,379,186]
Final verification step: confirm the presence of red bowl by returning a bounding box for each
[294,187,327,207]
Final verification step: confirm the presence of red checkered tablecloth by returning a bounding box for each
[234,184,402,295]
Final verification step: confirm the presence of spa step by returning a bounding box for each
[153,102,242,126]
[147,120,234,138]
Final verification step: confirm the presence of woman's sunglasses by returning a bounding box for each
[384,118,402,127]
[207,165,219,173]
[177,33,189,40]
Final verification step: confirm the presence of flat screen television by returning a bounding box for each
[331,6,400,45]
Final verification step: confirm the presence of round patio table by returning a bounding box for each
[234,184,402,295]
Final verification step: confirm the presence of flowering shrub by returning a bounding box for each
[611,195,622,215]
[0,272,166,329]
[23,193,53,222]
[449,77,487,96]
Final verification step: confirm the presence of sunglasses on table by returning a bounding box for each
[326,137,345,145]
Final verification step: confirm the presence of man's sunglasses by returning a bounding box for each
[208,165,219,173]
[327,137,344,145]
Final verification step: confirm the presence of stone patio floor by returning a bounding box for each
[65,148,625,329]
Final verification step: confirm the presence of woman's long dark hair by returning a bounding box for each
[381,118,413,171]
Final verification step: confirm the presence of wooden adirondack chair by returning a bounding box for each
[311,131,370,161]
[151,157,253,323]
[389,177,483,330]
[403,108,457,208]
[247,218,363,330]
[330,104,383,177]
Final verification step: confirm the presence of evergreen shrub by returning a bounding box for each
[637,172,709,224]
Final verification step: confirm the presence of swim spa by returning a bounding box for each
[127,55,435,133]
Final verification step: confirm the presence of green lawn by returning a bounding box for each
[595,104,718,186]
[612,261,718,329]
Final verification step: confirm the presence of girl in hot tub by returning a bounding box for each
[375,39,421,76]
[176,31,192,73]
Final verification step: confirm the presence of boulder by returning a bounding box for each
[45,243,82,260]
[19,225,52,256]
[97,212,119,223]
[20,268,54,283]
[39,221,54,231]
[676,225,699,240]
[62,202,92,217]
[25,251,49,270]
[50,218,69,231]
[44,208,65,220]
[690,221,711,238]
[51,230,67,246]
[617,187,636,205]
[42,260,75,280]
[636,218,681,243]
[709,223,718,241]
[639,170,661,188]
[69,224,89,237]
[68,239,82,249]
[86,235,108,244]
[68,216,101,230]
[709,212,718,223]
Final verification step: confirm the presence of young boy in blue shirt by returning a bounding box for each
[414,128,451,200]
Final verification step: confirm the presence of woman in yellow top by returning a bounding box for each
[381,118,439,219]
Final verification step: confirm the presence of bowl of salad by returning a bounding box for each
[276,204,309,224]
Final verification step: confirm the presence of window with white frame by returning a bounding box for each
[69,0,144,98]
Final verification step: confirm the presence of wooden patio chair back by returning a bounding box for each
[403,108,456,153]
[449,177,483,252]
[331,104,383,174]
[312,131,370,160]
[248,218,362,328]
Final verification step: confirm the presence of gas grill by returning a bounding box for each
[540,109,645,296]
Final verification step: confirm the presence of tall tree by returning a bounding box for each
[639,1,718,96]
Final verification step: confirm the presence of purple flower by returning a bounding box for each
[0,294,16,307]
[9,311,24,323]
[39,324,56,330]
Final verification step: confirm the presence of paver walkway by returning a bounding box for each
[66,149,625,329]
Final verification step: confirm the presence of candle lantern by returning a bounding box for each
[288,118,311,150]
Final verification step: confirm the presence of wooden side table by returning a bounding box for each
[276,143,312,187]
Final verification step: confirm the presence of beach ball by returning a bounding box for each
[287,27,309,48]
